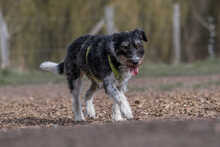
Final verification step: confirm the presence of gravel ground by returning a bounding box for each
[1,75,220,129]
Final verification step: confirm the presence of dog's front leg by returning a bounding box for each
[118,82,128,93]
[118,72,132,93]
[103,77,133,120]
[112,102,124,121]
[114,82,128,121]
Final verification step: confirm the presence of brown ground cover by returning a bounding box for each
[1,75,220,129]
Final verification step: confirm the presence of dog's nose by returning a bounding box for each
[132,60,139,65]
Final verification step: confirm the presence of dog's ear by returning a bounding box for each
[133,28,148,42]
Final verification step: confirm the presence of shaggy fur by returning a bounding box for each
[40,29,148,121]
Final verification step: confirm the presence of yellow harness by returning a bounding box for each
[86,46,121,83]
[107,55,121,80]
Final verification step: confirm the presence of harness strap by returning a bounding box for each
[86,46,91,64]
[86,46,122,82]
[86,46,102,83]
[108,55,122,81]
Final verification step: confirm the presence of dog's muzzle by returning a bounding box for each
[127,58,143,76]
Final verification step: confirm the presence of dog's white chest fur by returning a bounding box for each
[116,70,132,92]
[121,71,132,83]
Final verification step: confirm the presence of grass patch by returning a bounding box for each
[158,82,184,91]
[192,80,220,89]
[128,86,147,92]
[138,58,220,77]
[0,69,65,86]
[1,58,220,86]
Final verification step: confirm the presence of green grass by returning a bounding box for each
[158,82,184,91]
[138,58,220,77]
[128,86,147,92]
[0,69,65,86]
[192,80,220,89]
[1,58,220,86]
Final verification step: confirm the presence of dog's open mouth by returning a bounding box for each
[127,63,139,76]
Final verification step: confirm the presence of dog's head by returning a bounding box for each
[111,28,148,75]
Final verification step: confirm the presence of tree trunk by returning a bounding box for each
[173,2,181,64]
[0,11,10,69]
[207,17,216,59]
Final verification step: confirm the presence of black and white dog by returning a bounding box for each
[40,29,148,121]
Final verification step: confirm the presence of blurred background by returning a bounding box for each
[0,0,219,76]
[1,0,220,136]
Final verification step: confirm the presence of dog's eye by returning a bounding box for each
[120,45,129,52]
[126,50,133,55]
[135,43,142,48]
[138,49,144,56]
[121,41,129,48]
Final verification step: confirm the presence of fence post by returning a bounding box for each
[105,4,117,34]
[173,2,181,64]
[0,11,10,69]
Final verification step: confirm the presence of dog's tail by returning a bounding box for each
[40,61,64,75]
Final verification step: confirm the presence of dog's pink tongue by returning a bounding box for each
[131,67,139,76]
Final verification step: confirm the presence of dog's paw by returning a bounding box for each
[112,103,124,121]
[119,98,133,119]
[74,113,85,122]
[85,100,96,119]
[120,104,133,119]
[112,113,125,121]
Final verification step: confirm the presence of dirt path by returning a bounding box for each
[1,120,220,147]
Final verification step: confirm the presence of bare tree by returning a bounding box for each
[207,17,216,59]
[183,0,212,62]
[89,19,105,35]
[0,11,10,69]
[192,9,216,59]
[89,4,118,35]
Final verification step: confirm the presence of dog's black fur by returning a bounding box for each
[57,29,147,92]
[41,28,148,121]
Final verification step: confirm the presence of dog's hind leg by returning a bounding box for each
[84,81,98,119]
[68,76,85,121]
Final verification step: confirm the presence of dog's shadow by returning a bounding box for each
[1,117,95,128]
